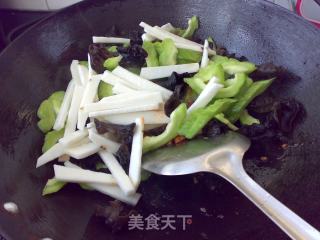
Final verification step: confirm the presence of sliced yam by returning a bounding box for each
[53,80,75,131]
[77,78,101,130]
[140,63,199,80]
[84,92,163,113]
[99,92,145,103]
[101,110,170,125]
[64,161,141,205]
[140,22,200,46]
[59,129,88,147]
[100,70,131,87]
[88,54,97,79]
[187,77,223,114]
[78,64,89,85]
[174,42,203,52]
[88,130,120,154]
[89,103,160,117]
[112,66,172,100]
[142,23,176,42]
[70,60,82,86]
[129,118,144,189]
[86,122,95,129]
[65,141,100,159]
[200,40,209,68]
[92,36,130,44]
[99,151,135,196]
[54,164,116,185]
[140,22,216,55]
[64,85,85,136]
[36,143,65,168]
[91,183,141,205]
[112,83,136,94]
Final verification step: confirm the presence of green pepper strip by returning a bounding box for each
[42,179,67,196]
[215,73,247,98]
[142,41,159,67]
[143,103,187,153]
[239,109,260,125]
[222,61,256,75]
[214,113,239,131]
[178,99,236,139]
[227,79,274,122]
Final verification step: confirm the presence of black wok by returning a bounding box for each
[0,0,319,239]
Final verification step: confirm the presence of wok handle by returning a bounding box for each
[214,157,320,240]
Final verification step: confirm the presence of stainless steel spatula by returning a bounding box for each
[142,132,320,240]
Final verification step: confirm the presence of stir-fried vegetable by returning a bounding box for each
[222,60,256,75]
[215,73,247,98]
[37,91,65,133]
[187,77,223,114]
[35,15,290,208]
[175,16,199,39]
[184,61,226,94]
[42,128,65,153]
[154,39,178,66]
[227,79,274,122]
[239,109,260,125]
[98,82,113,100]
[215,113,239,131]
[142,41,159,67]
[103,56,122,71]
[143,103,187,153]
[140,63,199,80]
[42,179,67,196]
[177,48,202,64]
[179,99,236,139]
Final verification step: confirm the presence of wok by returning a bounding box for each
[0,0,319,239]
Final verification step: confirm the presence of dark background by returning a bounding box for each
[0,10,50,52]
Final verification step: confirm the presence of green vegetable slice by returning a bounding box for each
[185,77,206,95]
[108,46,118,53]
[239,109,260,125]
[48,91,65,114]
[103,56,122,71]
[227,79,274,122]
[98,81,113,100]
[154,39,178,66]
[215,113,239,131]
[42,178,93,196]
[37,100,56,133]
[184,62,225,94]
[212,55,229,64]
[143,103,187,153]
[37,91,65,133]
[234,77,253,99]
[42,179,67,196]
[142,41,159,67]
[215,73,247,98]
[177,48,202,64]
[222,61,256,75]
[179,99,236,139]
[42,128,65,153]
[176,16,199,39]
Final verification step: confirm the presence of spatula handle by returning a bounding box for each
[215,158,320,240]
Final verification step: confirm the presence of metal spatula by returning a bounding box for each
[142,132,320,240]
